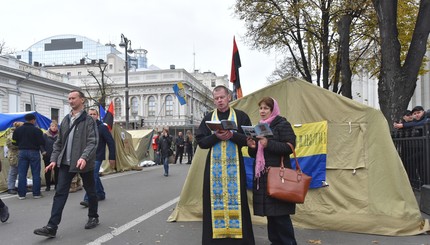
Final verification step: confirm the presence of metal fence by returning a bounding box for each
[392,124,430,190]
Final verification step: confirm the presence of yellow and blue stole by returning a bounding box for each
[210,109,242,239]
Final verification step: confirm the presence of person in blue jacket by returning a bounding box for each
[80,108,116,207]
[394,105,430,130]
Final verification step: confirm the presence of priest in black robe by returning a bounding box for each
[196,85,255,245]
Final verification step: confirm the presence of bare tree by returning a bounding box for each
[0,40,6,54]
[81,60,116,109]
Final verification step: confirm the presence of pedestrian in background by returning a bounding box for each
[80,108,116,207]
[157,128,172,176]
[174,132,184,164]
[247,97,297,245]
[152,131,161,165]
[41,120,59,191]
[34,89,99,238]
[185,130,193,164]
[6,121,24,195]
[12,113,45,199]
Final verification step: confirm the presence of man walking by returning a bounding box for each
[34,90,99,238]
[12,113,45,199]
[80,108,116,207]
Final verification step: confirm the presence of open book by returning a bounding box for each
[205,120,238,131]
[241,123,273,138]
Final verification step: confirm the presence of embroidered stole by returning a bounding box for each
[210,109,243,239]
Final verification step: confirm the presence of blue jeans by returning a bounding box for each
[7,165,18,190]
[84,160,105,201]
[17,150,41,197]
[48,164,98,230]
[163,156,169,175]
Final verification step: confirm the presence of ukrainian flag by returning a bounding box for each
[243,121,327,190]
[173,82,187,105]
[292,121,327,188]
[0,111,51,146]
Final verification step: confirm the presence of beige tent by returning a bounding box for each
[128,129,155,163]
[168,77,430,236]
[101,124,154,174]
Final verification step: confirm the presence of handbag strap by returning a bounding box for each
[280,142,302,173]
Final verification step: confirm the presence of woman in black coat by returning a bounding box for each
[41,120,59,191]
[247,97,297,245]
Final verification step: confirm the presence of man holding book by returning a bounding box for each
[196,85,255,245]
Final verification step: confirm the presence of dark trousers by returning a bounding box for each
[267,215,297,245]
[174,147,184,163]
[48,164,98,230]
[43,156,59,189]
[186,145,193,164]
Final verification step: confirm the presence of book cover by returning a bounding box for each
[205,120,237,131]
[241,123,273,137]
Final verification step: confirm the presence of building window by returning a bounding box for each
[25,104,32,111]
[67,72,71,76]
[211,79,216,87]
[78,71,82,76]
[148,96,156,117]
[51,108,59,122]
[109,64,113,70]
[165,95,173,116]
[114,98,122,117]
[131,97,139,115]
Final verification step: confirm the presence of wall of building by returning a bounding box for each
[0,55,79,119]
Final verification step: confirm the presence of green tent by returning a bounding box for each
[168,77,430,236]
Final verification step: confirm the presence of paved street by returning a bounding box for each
[0,163,429,244]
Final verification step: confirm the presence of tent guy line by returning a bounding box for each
[87,196,180,245]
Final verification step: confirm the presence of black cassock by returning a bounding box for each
[196,108,255,245]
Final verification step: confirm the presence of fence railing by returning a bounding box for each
[392,124,430,190]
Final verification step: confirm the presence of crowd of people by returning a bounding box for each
[1,86,299,244]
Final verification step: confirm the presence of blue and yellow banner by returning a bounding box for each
[173,82,187,105]
[0,111,52,146]
[291,121,327,188]
[243,121,327,189]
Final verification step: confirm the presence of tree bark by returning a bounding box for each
[373,0,430,126]
[338,15,353,99]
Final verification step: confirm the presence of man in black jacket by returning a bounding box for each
[80,108,116,207]
[174,132,185,164]
[12,113,45,199]
[157,128,172,176]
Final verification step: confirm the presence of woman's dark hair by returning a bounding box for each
[258,97,274,111]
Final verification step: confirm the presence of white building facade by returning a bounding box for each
[0,55,79,121]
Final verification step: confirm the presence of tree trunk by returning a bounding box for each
[373,0,430,127]
[338,15,353,99]
[321,0,332,89]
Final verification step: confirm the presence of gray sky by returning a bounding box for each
[0,0,277,95]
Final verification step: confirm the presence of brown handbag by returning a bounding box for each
[266,142,312,203]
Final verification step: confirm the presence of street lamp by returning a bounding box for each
[119,33,134,129]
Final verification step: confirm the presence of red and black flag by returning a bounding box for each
[103,102,114,131]
[230,36,242,100]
